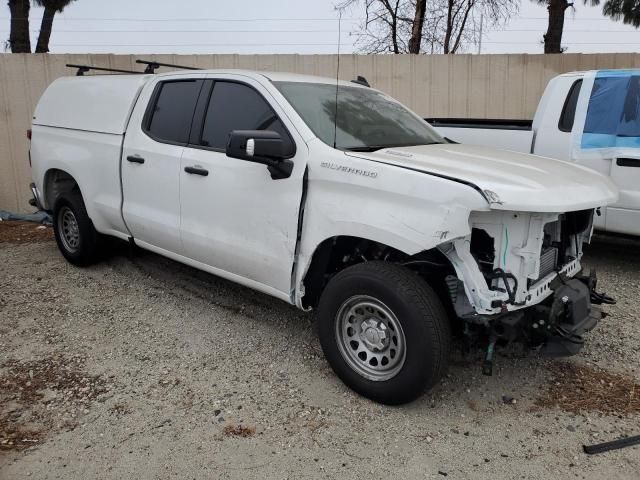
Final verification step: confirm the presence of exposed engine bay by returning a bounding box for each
[439,208,614,373]
[299,208,615,376]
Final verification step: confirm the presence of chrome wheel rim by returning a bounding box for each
[58,206,80,253]
[335,295,406,381]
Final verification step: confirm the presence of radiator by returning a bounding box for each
[538,247,558,280]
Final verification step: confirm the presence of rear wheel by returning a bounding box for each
[317,261,451,405]
[53,191,102,266]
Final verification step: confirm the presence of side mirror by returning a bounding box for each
[226,130,293,180]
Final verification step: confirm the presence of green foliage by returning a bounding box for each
[32,0,76,13]
[602,0,640,27]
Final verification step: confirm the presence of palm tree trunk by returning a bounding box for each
[408,0,427,54]
[543,0,571,54]
[8,0,31,53]
[35,6,57,53]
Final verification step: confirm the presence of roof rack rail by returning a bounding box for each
[66,64,142,76]
[136,59,202,74]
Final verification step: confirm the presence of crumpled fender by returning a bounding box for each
[293,149,490,307]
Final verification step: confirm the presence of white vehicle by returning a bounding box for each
[29,64,618,405]
[430,69,640,236]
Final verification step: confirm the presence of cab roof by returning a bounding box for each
[559,68,640,78]
[153,69,369,88]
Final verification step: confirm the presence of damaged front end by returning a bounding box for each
[439,208,614,374]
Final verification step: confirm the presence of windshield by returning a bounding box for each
[274,81,444,151]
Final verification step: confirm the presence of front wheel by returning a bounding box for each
[317,261,451,405]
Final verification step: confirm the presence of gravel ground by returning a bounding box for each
[0,229,639,479]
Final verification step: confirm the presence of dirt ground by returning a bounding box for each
[0,221,53,244]
[1,221,639,479]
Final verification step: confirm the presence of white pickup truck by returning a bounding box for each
[430,69,640,236]
[29,66,617,405]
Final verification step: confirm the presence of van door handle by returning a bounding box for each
[184,166,209,176]
[127,155,145,164]
[616,158,640,167]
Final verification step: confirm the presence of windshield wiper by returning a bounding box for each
[344,146,388,152]
[344,142,441,152]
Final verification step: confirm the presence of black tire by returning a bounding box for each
[53,190,103,266]
[317,261,450,405]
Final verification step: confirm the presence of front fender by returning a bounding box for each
[294,150,490,306]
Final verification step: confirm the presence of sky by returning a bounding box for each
[1,0,639,54]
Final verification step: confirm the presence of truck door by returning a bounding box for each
[607,75,640,235]
[578,73,640,235]
[121,77,205,253]
[179,77,307,299]
[607,155,640,235]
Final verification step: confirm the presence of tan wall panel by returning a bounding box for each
[429,55,451,118]
[0,55,20,213]
[2,53,640,212]
[2,55,35,214]
[468,55,489,118]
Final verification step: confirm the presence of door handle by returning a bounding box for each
[127,155,145,164]
[184,166,209,176]
[616,158,640,167]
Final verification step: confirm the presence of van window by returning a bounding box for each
[199,81,294,154]
[558,79,582,132]
[147,80,202,144]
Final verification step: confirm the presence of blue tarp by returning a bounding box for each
[0,210,52,225]
[582,71,640,149]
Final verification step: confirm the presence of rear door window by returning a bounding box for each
[582,73,640,149]
[198,81,294,154]
[618,76,640,137]
[146,80,202,144]
[558,79,582,132]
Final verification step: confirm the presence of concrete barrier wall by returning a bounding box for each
[2,52,640,212]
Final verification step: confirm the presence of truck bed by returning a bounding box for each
[426,118,532,131]
[426,118,534,154]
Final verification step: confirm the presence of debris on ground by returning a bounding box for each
[0,420,45,452]
[583,434,640,454]
[536,361,640,415]
[0,220,53,244]
[222,423,256,438]
[0,354,109,451]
